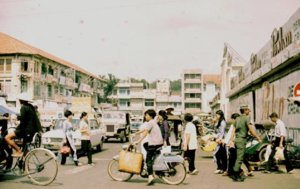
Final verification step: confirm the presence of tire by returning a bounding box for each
[258,147,267,162]
[107,159,133,182]
[161,163,186,185]
[25,148,58,186]
[96,139,103,152]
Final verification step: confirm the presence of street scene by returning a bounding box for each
[1,0,300,188]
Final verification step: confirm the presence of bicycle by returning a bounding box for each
[0,132,58,186]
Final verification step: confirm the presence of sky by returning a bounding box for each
[1,0,300,81]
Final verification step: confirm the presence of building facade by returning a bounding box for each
[111,80,182,116]
[202,74,221,113]
[226,8,300,132]
[0,32,106,112]
[181,69,203,114]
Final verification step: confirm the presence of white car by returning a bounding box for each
[42,116,106,152]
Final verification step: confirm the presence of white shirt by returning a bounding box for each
[79,120,91,140]
[145,119,163,146]
[275,119,287,138]
[224,125,234,144]
[184,122,198,150]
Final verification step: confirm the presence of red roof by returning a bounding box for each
[203,74,221,86]
[0,32,105,81]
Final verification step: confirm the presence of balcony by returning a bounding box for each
[79,83,91,93]
[184,88,202,93]
[59,76,66,85]
[184,78,201,83]
[130,92,144,98]
[46,75,58,83]
[184,98,202,103]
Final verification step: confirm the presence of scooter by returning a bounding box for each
[107,143,187,185]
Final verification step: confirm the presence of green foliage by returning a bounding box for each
[103,74,119,102]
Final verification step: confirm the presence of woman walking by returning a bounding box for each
[79,112,93,165]
[214,110,227,174]
[183,113,199,175]
[61,110,79,166]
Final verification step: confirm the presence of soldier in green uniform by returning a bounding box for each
[229,105,262,182]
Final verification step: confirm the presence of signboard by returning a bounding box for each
[71,97,92,114]
[294,82,300,97]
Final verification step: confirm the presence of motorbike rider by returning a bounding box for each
[264,112,294,174]
[229,105,262,182]
[132,109,163,185]
[5,93,42,157]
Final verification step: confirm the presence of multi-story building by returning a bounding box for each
[224,8,300,144]
[111,80,182,116]
[181,69,203,114]
[0,32,106,111]
[202,74,221,113]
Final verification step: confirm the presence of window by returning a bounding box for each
[185,103,201,109]
[0,59,4,72]
[6,59,11,72]
[21,80,28,93]
[41,63,47,75]
[145,99,154,107]
[119,99,130,107]
[48,65,54,75]
[34,61,39,73]
[185,93,201,99]
[34,82,41,97]
[21,60,28,72]
[47,84,52,98]
[119,88,130,95]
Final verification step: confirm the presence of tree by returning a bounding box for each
[170,79,181,92]
[103,74,119,102]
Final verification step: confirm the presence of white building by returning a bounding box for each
[202,74,221,113]
[181,69,203,114]
[0,32,106,112]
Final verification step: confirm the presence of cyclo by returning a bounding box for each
[107,137,187,185]
[0,129,58,186]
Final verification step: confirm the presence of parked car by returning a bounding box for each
[102,111,130,142]
[42,115,106,152]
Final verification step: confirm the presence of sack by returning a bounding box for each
[60,145,71,155]
[119,147,143,174]
[161,146,171,154]
[274,147,285,161]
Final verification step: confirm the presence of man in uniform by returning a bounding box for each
[230,105,262,182]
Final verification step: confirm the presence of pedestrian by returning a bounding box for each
[264,112,294,174]
[229,105,262,182]
[61,110,79,166]
[157,110,170,146]
[213,110,227,174]
[183,113,199,175]
[133,109,163,185]
[5,93,42,157]
[7,114,18,134]
[79,112,93,166]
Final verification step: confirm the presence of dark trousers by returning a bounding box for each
[144,143,162,175]
[216,144,227,171]
[266,137,293,172]
[228,147,251,175]
[184,149,196,172]
[61,138,76,165]
[80,140,92,164]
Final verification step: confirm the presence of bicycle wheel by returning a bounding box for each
[161,163,186,185]
[107,159,134,181]
[24,148,58,186]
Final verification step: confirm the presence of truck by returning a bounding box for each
[102,111,130,142]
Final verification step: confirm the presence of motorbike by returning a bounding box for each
[107,142,187,185]
[285,138,300,168]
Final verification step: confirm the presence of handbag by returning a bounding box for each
[274,147,285,161]
[119,145,143,174]
[60,144,71,155]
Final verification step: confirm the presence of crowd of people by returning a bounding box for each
[211,105,295,182]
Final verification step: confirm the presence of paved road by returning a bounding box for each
[0,141,299,189]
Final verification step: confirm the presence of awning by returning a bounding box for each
[0,105,19,115]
